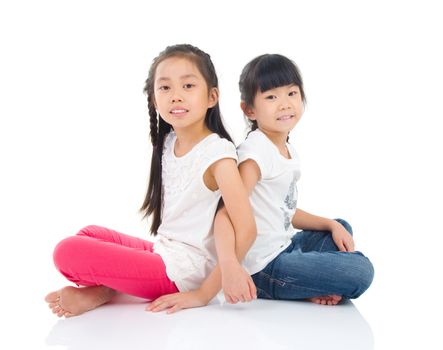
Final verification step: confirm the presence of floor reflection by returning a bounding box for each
[46,294,373,350]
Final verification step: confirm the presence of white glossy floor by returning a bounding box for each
[3,252,441,350]
[17,293,375,350]
[0,264,436,350]
[1,277,439,350]
[44,297,372,350]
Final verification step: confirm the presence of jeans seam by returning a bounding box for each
[257,270,339,297]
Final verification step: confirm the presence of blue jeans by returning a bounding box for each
[251,219,374,300]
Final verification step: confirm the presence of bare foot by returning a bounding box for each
[45,286,116,318]
[307,294,342,306]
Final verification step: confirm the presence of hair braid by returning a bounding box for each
[148,101,158,148]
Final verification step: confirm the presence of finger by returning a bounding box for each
[166,304,181,314]
[230,296,239,304]
[146,296,170,311]
[241,285,251,302]
[239,292,251,303]
[151,299,172,312]
[243,293,252,302]
[156,301,174,312]
[146,301,157,311]
[346,239,355,252]
[345,241,354,252]
[248,278,257,299]
[146,296,165,311]
[224,294,233,304]
[337,240,346,252]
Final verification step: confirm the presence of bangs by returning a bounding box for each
[255,55,302,93]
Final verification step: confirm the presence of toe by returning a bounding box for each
[45,291,60,303]
[57,309,66,317]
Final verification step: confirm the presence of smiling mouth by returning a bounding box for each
[170,108,189,115]
[277,115,294,121]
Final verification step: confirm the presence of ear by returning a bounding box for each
[208,87,219,108]
[240,101,256,120]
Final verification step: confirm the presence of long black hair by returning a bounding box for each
[140,44,233,235]
[239,54,306,133]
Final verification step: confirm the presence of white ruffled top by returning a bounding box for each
[153,131,237,292]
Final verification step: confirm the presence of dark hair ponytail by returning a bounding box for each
[140,44,233,235]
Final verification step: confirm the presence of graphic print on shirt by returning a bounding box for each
[280,171,298,231]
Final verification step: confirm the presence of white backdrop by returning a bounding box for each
[1,0,442,348]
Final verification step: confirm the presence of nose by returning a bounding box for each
[171,92,183,103]
[279,98,292,110]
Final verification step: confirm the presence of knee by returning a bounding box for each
[53,236,82,272]
[334,218,353,235]
[346,255,374,299]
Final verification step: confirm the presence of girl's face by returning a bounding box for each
[243,84,304,136]
[154,57,218,132]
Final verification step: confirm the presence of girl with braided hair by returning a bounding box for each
[45,44,257,317]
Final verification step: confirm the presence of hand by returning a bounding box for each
[220,260,257,304]
[145,290,209,314]
[330,221,355,252]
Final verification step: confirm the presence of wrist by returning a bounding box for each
[219,258,241,271]
[327,219,340,231]
[196,286,214,304]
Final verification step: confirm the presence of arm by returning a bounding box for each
[146,159,259,313]
[212,158,258,302]
[292,208,355,252]
[213,159,261,303]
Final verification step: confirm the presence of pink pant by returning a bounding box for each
[53,225,179,300]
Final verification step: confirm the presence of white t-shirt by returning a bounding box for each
[237,129,301,275]
[153,131,237,292]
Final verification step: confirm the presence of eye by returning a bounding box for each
[289,90,298,96]
[183,83,195,89]
[158,85,170,91]
[265,95,277,100]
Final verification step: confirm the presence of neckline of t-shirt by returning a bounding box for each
[255,129,296,162]
[171,132,218,160]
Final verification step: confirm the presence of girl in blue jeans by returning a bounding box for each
[213,54,374,305]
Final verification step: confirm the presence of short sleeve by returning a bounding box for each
[237,132,272,179]
[200,137,238,175]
